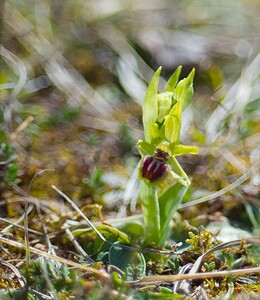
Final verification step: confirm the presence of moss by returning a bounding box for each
[186,227,214,254]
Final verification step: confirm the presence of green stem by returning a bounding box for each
[139,180,161,245]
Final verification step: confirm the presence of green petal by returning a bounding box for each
[143,67,161,143]
[165,99,181,144]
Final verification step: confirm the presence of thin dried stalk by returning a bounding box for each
[0,236,110,281]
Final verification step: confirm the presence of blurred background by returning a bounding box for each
[0,0,259,222]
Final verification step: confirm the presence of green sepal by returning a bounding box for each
[170,144,198,156]
[137,140,154,157]
[174,68,195,111]
[143,67,161,143]
[168,156,190,186]
[164,65,182,92]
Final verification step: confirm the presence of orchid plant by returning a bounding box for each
[138,66,198,246]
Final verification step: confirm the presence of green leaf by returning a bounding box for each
[244,203,260,229]
[174,68,195,111]
[245,98,260,113]
[72,224,130,244]
[164,65,182,92]
[115,221,144,240]
[143,67,161,143]
[159,184,188,246]
[4,163,20,185]
[109,242,146,281]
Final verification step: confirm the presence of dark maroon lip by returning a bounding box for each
[141,155,170,182]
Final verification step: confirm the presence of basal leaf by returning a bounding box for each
[72,224,130,244]
[159,183,188,245]
[109,242,146,281]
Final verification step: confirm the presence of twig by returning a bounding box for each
[65,225,94,264]
[131,267,260,286]
[1,204,33,234]
[51,185,107,243]
[0,217,43,236]
[0,236,110,280]
[10,116,34,141]
[0,259,26,288]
